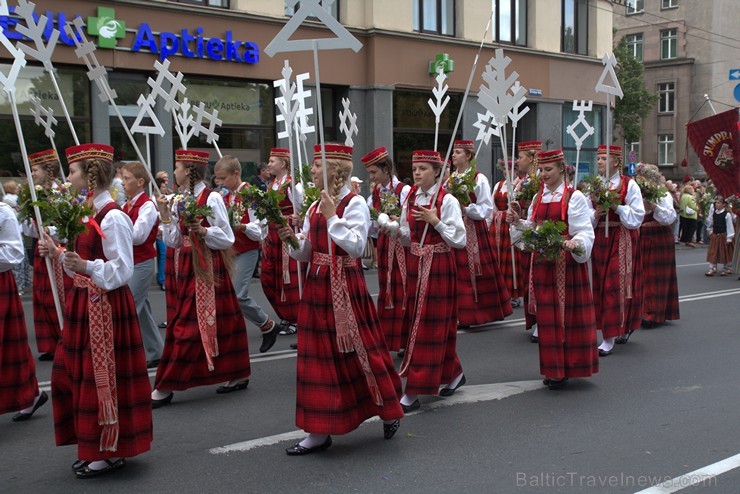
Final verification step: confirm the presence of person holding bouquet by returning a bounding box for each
[277,143,404,455]
[362,146,411,354]
[508,149,598,389]
[261,148,303,336]
[587,145,644,356]
[448,140,512,328]
[152,149,251,408]
[41,143,152,478]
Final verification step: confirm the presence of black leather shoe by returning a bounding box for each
[598,349,612,357]
[38,352,54,361]
[12,391,48,422]
[216,380,249,394]
[75,458,126,479]
[641,319,656,329]
[71,460,90,473]
[383,420,401,439]
[547,378,569,390]
[286,436,332,456]
[542,378,551,386]
[259,320,279,353]
[401,399,420,413]
[530,335,539,343]
[158,321,167,329]
[397,349,405,358]
[289,343,298,350]
[146,359,160,369]
[152,392,174,409]
[615,331,634,344]
[439,374,466,397]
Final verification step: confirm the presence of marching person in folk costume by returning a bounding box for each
[449,140,512,327]
[704,195,735,277]
[362,146,411,353]
[42,144,152,478]
[261,148,303,336]
[731,200,740,278]
[637,164,680,328]
[120,162,165,368]
[213,155,280,353]
[22,150,70,361]
[152,150,251,407]
[395,150,467,412]
[1,201,48,422]
[278,144,404,455]
[508,149,598,389]
[589,145,645,357]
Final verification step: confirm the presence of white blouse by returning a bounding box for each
[161,181,235,251]
[271,174,305,211]
[706,205,735,239]
[60,191,135,290]
[398,183,466,249]
[649,193,677,226]
[290,185,370,261]
[510,182,594,264]
[0,202,25,273]
[590,173,645,230]
[126,192,159,246]
[366,176,411,236]
[463,172,494,222]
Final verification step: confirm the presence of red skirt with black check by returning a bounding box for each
[454,217,512,326]
[0,271,39,414]
[641,222,680,324]
[261,226,300,323]
[52,283,152,460]
[32,246,70,354]
[155,245,250,391]
[491,210,526,299]
[375,232,409,351]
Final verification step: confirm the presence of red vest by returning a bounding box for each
[225,183,260,254]
[124,192,158,264]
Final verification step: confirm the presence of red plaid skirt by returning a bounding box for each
[641,222,680,324]
[261,226,300,323]
[155,244,250,391]
[531,256,599,379]
[592,225,643,338]
[52,283,152,460]
[491,210,526,299]
[296,258,403,435]
[403,247,463,395]
[0,271,39,414]
[706,233,734,265]
[522,251,536,329]
[32,246,70,354]
[454,217,512,325]
[375,232,409,351]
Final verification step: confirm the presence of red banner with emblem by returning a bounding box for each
[686,108,740,198]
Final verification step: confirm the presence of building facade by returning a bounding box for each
[0,0,616,187]
[613,0,739,179]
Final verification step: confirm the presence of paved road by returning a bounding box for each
[2,246,739,493]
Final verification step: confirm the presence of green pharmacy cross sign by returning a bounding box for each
[88,7,126,49]
[429,53,454,75]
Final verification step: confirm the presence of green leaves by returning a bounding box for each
[581,175,621,211]
[613,36,659,144]
[520,220,584,263]
[239,184,298,249]
[446,167,478,207]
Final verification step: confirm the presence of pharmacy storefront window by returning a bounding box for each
[0,65,90,178]
[109,72,152,162]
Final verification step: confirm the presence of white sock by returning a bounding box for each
[87,458,120,471]
[151,389,172,400]
[598,337,616,352]
[446,372,464,389]
[383,419,398,425]
[298,433,329,448]
[532,325,539,338]
[400,393,417,406]
[18,391,42,414]
[225,377,249,387]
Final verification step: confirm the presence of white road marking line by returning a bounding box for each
[208,380,543,454]
[676,262,708,268]
[634,452,740,493]
[679,289,740,303]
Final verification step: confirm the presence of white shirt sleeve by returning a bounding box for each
[243,209,267,242]
[80,209,135,290]
[437,194,467,249]
[326,195,370,259]
[131,200,159,246]
[652,193,677,226]
[615,179,645,230]
[725,212,735,241]
[0,204,25,272]
[399,185,412,209]
[464,174,494,221]
[289,204,315,262]
[568,191,595,263]
[705,204,714,232]
[203,191,235,250]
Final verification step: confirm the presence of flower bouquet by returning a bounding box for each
[228,200,246,229]
[518,220,584,263]
[635,176,667,205]
[581,175,620,211]
[446,166,477,207]
[34,182,94,251]
[172,193,215,281]
[18,182,56,224]
[697,189,715,219]
[514,173,541,205]
[296,163,321,220]
[239,185,298,249]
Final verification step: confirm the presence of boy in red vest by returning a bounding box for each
[121,162,165,367]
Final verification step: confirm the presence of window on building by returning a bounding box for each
[661,29,678,60]
[626,0,644,14]
[285,1,339,19]
[658,82,675,113]
[413,0,456,36]
[171,0,230,8]
[492,0,527,46]
[626,33,643,61]
[658,134,674,166]
[562,0,588,55]
[661,0,678,9]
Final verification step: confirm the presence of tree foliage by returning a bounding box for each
[613,36,659,144]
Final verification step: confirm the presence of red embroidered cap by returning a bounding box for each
[175,149,210,165]
[28,149,59,168]
[270,148,290,159]
[453,140,474,150]
[518,141,542,153]
[597,145,622,158]
[313,143,353,161]
[65,143,114,165]
[361,146,388,169]
[537,149,565,165]
[412,150,442,165]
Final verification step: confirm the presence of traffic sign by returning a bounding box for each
[628,150,636,163]
[730,69,740,80]
[734,84,740,103]
[628,162,635,176]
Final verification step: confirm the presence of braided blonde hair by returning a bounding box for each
[328,158,353,203]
